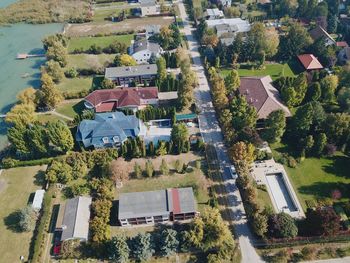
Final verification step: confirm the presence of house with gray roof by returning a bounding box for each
[118,187,197,226]
[105,64,158,86]
[55,196,92,242]
[129,39,163,64]
[76,112,146,148]
[140,0,159,16]
[204,8,224,20]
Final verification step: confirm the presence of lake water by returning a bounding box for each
[0,0,16,8]
[0,23,63,150]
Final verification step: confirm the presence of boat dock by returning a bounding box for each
[0,114,6,118]
[16,53,45,59]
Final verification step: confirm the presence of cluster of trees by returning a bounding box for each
[136,106,176,123]
[162,51,178,68]
[176,48,198,110]
[156,57,179,92]
[6,104,73,158]
[151,24,181,50]
[114,53,137,67]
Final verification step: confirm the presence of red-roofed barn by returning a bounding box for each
[297,54,323,71]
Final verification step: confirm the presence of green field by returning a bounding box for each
[56,100,85,119]
[67,34,134,53]
[57,77,93,94]
[0,166,46,263]
[221,63,295,80]
[66,53,115,70]
[37,113,69,124]
[271,143,350,210]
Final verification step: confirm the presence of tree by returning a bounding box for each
[305,82,322,102]
[337,87,350,112]
[46,41,68,67]
[159,228,179,256]
[46,160,73,184]
[178,69,197,110]
[160,159,169,176]
[60,239,81,259]
[47,120,74,153]
[145,160,154,177]
[106,235,130,263]
[16,87,37,106]
[263,110,286,143]
[132,233,154,262]
[323,113,350,146]
[7,125,30,155]
[18,206,38,232]
[5,103,36,127]
[278,0,298,16]
[101,78,115,89]
[320,75,338,102]
[304,207,341,236]
[251,213,268,237]
[156,141,167,156]
[42,33,68,50]
[26,123,50,157]
[174,159,183,173]
[171,123,189,154]
[229,141,255,166]
[230,95,258,131]
[157,56,167,82]
[224,69,240,93]
[279,23,313,60]
[223,6,240,18]
[44,60,64,83]
[90,216,111,242]
[134,162,142,178]
[38,73,63,109]
[119,54,137,66]
[268,213,298,238]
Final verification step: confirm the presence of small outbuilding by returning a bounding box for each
[297,54,323,71]
[32,189,45,210]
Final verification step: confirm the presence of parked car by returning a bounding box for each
[228,165,238,179]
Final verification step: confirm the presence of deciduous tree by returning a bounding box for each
[38,73,63,109]
[263,110,286,143]
[47,120,74,153]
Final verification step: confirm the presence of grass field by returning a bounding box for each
[0,166,46,263]
[66,54,115,69]
[37,113,68,124]
[93,8,132,23]
[67,34,134,53]
[57,77,93,94]
[271,143,350,210]
[56,100,85,118]
[221,63,295,80]
[257,187,273,210]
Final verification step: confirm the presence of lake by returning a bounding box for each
[0,23,63,150]
[0,0,16,8]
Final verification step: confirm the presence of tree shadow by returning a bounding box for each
[287,58,304,75]
[72,100,85,116]
[110,200,119,226]
[322,155,350,179]
[34,170,46,187]
[298,182,350,199]
[3,210,22,233]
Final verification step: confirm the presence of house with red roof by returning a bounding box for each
[297,54,323,71]
[84,87,159,112]
[238,76,291,119]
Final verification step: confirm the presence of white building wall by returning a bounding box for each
[141,5,159,16]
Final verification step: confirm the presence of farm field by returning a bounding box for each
[0,166,46,263]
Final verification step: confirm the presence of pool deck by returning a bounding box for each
[251,159,305,218]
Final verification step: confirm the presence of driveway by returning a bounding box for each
[177,2,263,262]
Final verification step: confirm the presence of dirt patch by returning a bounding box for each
[65,16,175,37]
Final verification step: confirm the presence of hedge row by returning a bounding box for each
[1,157,54,169]
[30,188,53,262]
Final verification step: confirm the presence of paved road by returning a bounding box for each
[177,2,263,263]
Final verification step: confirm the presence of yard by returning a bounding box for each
[271,143,350,211]
[66,53,115,70]
[56,100,85,119]
[0,166,46,263]
[221,63,295,80]
[57,77,93,94]
[67,34,134,53]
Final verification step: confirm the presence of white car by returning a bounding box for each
[228,165,238,179]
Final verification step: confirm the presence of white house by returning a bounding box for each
[204,8,224,20]
[140,0,160,16]
[129,39,163,64]
[217,0,231,7]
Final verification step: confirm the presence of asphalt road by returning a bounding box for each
[177,2,263,262]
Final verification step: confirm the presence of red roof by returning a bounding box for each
[297,54,323,70]
[85,87,158,112]
[171,188,181,214]
[337,41,349,47]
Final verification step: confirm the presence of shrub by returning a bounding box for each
[1,157,19,168]
[18,206,38,232]
[301,246,317,260]
[288,156,297,168]
[174,159,183,173]
[65,67,78,78]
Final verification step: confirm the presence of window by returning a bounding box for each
[113,136,120,143]
[102,137,109,144]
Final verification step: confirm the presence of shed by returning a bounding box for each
[32,189,45,210]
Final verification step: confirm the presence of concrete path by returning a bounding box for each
[177,2,263,263]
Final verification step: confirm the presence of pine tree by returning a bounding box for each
[160,229,179,256]
[106,235,130,263]
[160,159,169,176]
[174,159,183,173]
[134,162,142,178]
[145,160,154,177]
[132,233,154,262]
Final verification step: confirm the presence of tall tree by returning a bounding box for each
[263,110,286,143]
[47,120,74,153]
[170,123,189,154]
[304,207,341,236]
[26,123,50,157]
[230,95,258,131]
[224,69,240,94]
[229,141,256,165]
[5,103,36,127]
[106,235,130,263]
[156,56,167,82]
[46,41,68,67]
[320,75,338,102]
[132,233,154,262]
[16,87,37,106]
[44,60,64,83]
[7,125,30,155]
[159,228,179,256]
[268,212,298,238]
[38,73,63,109]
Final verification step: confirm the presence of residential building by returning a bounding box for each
[217,0,231,7]
[140,0,159,16]
[204,8,224,20]
[55,196,92,242]
[32,189,45,211]
[239,76,291,119]
[105,64,158,86]
[84,87,159,112]
[118,188,197,226]
[146,24,161,39]
[309,25,336,46]
[129,39,163,64]
[297,54,323,71]
[76,112,146,148]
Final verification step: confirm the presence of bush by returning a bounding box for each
[301,246,317,260]
[1,157,19,168]
[65,67,78,78]
[287,156,297,168]
[18,206,38,232]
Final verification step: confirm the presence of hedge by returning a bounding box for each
[1,157,54,169]
[30,187,54,262]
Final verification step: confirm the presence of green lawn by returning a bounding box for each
[57,77,92,94]
[257,187,273,210]
[271,143,350,211]
[56,100,85,118]
[67,34,134,52]
[221,63,295,80]
[0,166,46,263]
[37,113,68,124]
[66,53,115,69]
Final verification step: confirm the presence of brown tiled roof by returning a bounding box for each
[85,87,158,112]
[239,76,291,119]
[297,54,323,70]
